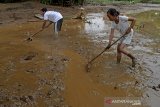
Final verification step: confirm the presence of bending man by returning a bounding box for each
[41,8,63,37]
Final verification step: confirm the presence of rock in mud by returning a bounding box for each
[146,93,150,97]
[23,52,37,60]
[152,86,159,91]
[61,58,69,62]
[28,95,34,101]
[19,95,34,104]
[114,86,118,90]
[158,84,160,89]
[135,81,139,85]
[20,96,28,103]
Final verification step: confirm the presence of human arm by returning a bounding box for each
[125,17,136,35]
[42,20,47,29]
[42,20,53,29]
[46,21,53,28]
[106,28,114,49]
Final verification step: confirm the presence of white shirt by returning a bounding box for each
[111,15,132,35]
[44,11,63,22]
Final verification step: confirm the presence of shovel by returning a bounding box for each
[25,29,43,42]
[86,34,126,72]
[25,24,51,42]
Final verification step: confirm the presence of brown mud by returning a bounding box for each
[0,1,160,107]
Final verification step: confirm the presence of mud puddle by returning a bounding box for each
[0,22,69,107]
[0,2,160,107]
[83,11,160,107]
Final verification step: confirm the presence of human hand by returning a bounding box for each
[105,44,111,50]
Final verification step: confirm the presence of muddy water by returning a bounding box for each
[131,10,160,37]
[0,23,68,106]
[129,11,160,107]
[81,11,160,107]
[63,13,144,107]
[0,8,160,107]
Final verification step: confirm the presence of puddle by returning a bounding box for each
[85,13,108,34]
[84,12,109,44]
[84,11,160,107]
[131,10,160,37]
[0,3,160,106]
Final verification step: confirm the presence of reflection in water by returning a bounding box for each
[84,13,109,39]
[85,13,106,33]
[84,12,160,107]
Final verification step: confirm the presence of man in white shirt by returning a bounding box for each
[111,15,134,45]
[41,8,63,37]
[106,8,136,67]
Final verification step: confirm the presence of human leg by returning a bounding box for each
[56,18,63,36]
[54,22,58,37]
[57,18,63,31]
[117,43,123,64]
[118,43,136,67]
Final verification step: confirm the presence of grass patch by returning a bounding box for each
[130,10,160,38]
[86,0,160,4]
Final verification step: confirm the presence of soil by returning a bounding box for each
[0,1,160,107]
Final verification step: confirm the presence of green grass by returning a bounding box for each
[141,0,160,3]
[87,0,140,4]
[130,10,160,37]
[86,0,160,4]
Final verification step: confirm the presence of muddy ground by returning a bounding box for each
[0,1,160,107]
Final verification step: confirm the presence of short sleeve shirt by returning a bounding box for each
[44,11,63,22]
[111,15,130,34]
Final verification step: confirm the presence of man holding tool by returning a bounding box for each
[41,7,63,37]
[26,8,63,41]
[86,8,136,72]
[106,8,136,67]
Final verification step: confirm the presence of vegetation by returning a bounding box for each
[140,0,160,3]
[0,0,160,4]
[0,0,85,5]
[130,10,160,37]
[86,0,160,4]
[0,0,26,3]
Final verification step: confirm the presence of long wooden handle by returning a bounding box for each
[30,29,43,38]
[88,34,126,64]
[30,23,52,38]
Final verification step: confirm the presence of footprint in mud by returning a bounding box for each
[61,57,70,62]
[23,52,38,61]
[26,69,35,73]
[150,84,160,91]
[20,95,34,103]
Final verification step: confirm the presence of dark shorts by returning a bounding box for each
[55,18,63,32]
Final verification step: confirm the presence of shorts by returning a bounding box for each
[54,18,63,32]
[119,30,133,45]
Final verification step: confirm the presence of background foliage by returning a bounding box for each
[0,0,160,4]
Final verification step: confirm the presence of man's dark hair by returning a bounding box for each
[107,8,120,17]
[41,8,47,12]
